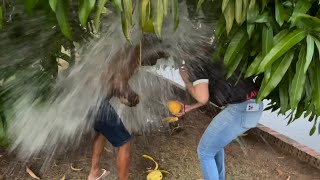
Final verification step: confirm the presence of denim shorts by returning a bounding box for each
[93,100,132,147]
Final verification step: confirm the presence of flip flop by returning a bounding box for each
[88,169,110,180]
[96,169,110,180]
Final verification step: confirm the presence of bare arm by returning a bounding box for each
[180,68,209,105]
[174,68,209,117]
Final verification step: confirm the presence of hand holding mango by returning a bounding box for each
[163,100,183,123]
[166,100,183,114]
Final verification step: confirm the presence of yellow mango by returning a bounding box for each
[147,170,163,180]
[166,100,182,114]
[163,116,179,123]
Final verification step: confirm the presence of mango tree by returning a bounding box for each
[0,0,320,147]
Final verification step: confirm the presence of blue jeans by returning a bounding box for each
[197,99,263,180]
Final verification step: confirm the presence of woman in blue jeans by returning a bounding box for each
[173,60,263,180]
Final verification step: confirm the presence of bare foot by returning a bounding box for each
[88,169,110,180]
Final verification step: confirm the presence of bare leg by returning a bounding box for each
[117,141,132,180]
[88,133,107,180]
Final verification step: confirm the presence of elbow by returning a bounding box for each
[197,96,209,105]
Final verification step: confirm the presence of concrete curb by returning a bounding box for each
[251,124,320,170]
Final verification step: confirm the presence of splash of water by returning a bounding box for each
[4,2,216,161]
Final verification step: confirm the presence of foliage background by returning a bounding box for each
[0,0,320,146]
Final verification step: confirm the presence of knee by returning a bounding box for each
[197,142,219,160]
[95,133,106,142]
[197,143,209,160]
[119,141,131,155]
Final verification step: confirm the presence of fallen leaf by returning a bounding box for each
[240,133,248,137]
[26,167,40,179]
[60,175,65,180]
[70,164,83,171]
[275,168,284,176]
[53,161,58,167]
[104,147,112,153]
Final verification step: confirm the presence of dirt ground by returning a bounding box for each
[1,110,320,180]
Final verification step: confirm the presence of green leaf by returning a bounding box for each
[224,27,248,67]
[94,0,108,31]
[56,0,72,39]
[290,46,307,110]
[304,103,313,118]
[283,1,292,7]
[49,0,58,12]
[139,0,150,27]
[262,25,273,57]
[275,0,285,26]
[226,49,245,78]
[24,0,39,12]
[247,24,255,39]
[121,11,130,40]
[235,0,243,24]
[121,0,132,40]
[318,120,320,135]
[0,6,3,30]
[293,13,320,32]
[152,0,164,38]
[172,0,179,31]
[258,67,271,101]
[111,0,123,12]
[245,52,262,77]
[222,0,230,12]
[289,0,312,25]
[249,31,261,56]
[216,15,226,39]
[279,76,289,114]
[312,60,320,115]
[235,55,248,84]
[294,102,304,119]
[79,0,96,27]
[253,12,269,23]
[308,112,316,122]
[257,29,305,73]
[247,0,258,23]
[224,0,234,35]
[309,118,317,136]
[292,1,312,16]
[123,0,132,24]
[196,0,205,13]
[257,51,294,101]
[265,104,277,111]
[163,0,168,16]
[287,111,295,125]
[261,0,267,11]
[304,74,312,103]
[241,0,249,23]
[313,37,320,60]
[273,29,289,44]
[305,35,314,73]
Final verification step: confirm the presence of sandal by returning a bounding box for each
[88,169,110,180]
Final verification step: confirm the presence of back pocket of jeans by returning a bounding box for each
[241,111,260,129]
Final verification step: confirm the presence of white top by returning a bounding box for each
[193,79,209,86]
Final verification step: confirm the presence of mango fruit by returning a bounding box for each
[166,100,182,114]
